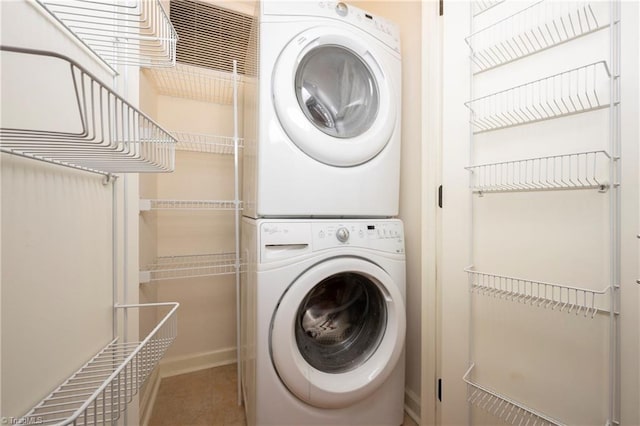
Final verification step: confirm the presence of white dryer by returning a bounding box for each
[243,2,402,218]
[241,218,406,426]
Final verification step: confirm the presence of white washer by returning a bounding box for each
[241,218,406,426]
[243,2,402,218]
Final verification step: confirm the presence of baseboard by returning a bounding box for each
[140,368,161,426]
[159,347,237,378]
[404,388,421,425]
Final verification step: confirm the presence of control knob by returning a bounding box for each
[336,227,350,243]
[335,2,348,16]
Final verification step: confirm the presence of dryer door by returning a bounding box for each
[270,257,406,408]
[272,26,397,167]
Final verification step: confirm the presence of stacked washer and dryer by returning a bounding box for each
[241,2,406,425]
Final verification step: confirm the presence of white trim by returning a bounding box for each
[421,1,443,425]
[140,369,161,426]
[159,347,237,378]
[404,388,421,425]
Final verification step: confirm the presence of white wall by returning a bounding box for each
[0,1,114,418]
[438,1,639,424]
[1,1,142,421]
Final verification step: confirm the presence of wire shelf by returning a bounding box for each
[0,46,176,176]
[19,303,178,426]
[466,1,609,73]
[140,253,243,283]
[465,61,612,133]
[473,0,506,17]
[463,364,566,426]
[465,267,610,318]
[172,131,243,155]
[139,199,241,211]
[36,0,177,68]
[143,62,242,104]
[465,150,611,194]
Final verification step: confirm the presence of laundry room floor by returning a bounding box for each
[148,364,419,426]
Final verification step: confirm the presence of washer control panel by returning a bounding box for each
[259,219,404,262]
[312,220,404,254]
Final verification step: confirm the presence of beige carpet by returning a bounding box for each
[149,364,418,426]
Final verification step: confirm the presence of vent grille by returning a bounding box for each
[170,0,253,75]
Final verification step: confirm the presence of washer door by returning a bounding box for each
[270,257,406,408]
[272,26,397,167]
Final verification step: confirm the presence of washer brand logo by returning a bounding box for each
[263,225,288,235]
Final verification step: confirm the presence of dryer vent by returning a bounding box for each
[170,0,254,76]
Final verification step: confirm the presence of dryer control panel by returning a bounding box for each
[261,1,400,54]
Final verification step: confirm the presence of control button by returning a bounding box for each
[335,2,348,16]
[319,230,325,239]
[336,227,350,243]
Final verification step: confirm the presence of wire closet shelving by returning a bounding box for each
[133,0,250,405]
[140,253,242,283]
[466,1,610,73]
[0,46,176,177]
[464,0,621,424]
[465,61,613,134]
[35,0,177,69]
[3,1,182,423]
[465,150,611,194]
[143,63,242,105]
[18,303,178,426]
[138,60,243,283]
[463,364,565,426]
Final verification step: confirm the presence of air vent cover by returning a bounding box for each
[170,0,253,75]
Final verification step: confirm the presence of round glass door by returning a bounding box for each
[272,27,398,167]
[295,45,379,139]
[295,272,387,374]
[270,257,405,408]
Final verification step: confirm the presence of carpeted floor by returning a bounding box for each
[148,364,418,426]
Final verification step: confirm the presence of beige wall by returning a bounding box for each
[138,89,239,365]
[350,0,423,419]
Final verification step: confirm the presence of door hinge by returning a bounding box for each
[437,378,442,401]
[439,0,444,16]
[438,185,443,208]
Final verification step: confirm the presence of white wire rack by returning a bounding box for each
[139,199,240,211]
[36,0,177,68]
[143,62,241,104]
[473,0,506,17]
[140,253,243,283]
[465,267,610,318]
[465,61,612,133]
[466,1,609,73]
[465,150,611,193]
[0,46,176,176]
[172,131,244,155]
[463,364,566,426]
[18,303,178,426]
